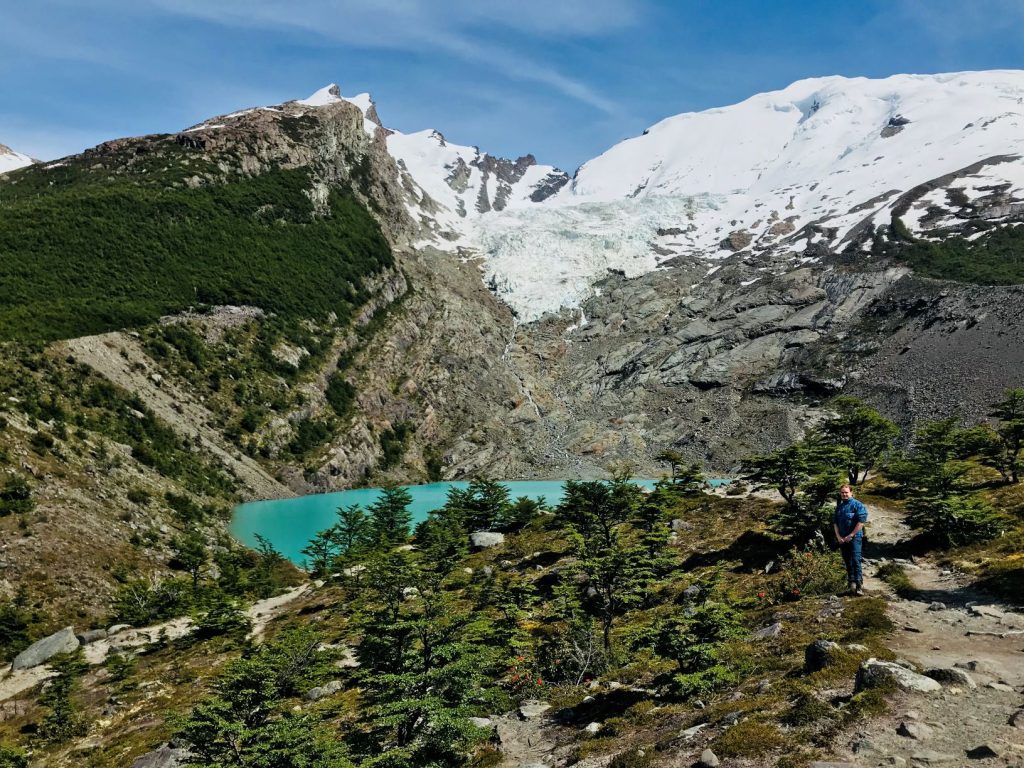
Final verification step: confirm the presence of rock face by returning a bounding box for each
[11,627,79,670]
[856,659,943,693]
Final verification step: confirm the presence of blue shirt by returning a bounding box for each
[834,498,868,537]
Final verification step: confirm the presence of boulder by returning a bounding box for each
[12,626,79,670]
[469,532,505,549]
[304,680,344,701]
[856,659,942,693]
[131,745,191,768]
[924,667,976,689]
[469,717,493,729]
[750,622,783,640]
[518,700,551,719]
[108,623,132,635]
[966,744,1000,760]
[583,722,602,734]
[804,639,840,672]
[1009,709,1024,729]
[698,748,720,767]
[897,720,934,740]
[909,750,957,764]
[76,628,108,645]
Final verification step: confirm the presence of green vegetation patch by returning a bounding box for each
[0,166,392,341]
[886,220,1024,285]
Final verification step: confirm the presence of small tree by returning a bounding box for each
[0,745,28,768]
[333,503,371,561]
[656,451,705,493]
[817,396,899,484]
[558,477,645,651]
[302,529,340,579]
[171,532,208,591]
[38,653,88,744]
[0,476,33,517]
[368,485,413,548]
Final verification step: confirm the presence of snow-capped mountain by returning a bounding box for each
[477,71,1024,319]
[294,85,570,247]
[223,75,1024,321]
[0,142,33,175]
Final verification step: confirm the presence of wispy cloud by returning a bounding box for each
[116,0,639,114]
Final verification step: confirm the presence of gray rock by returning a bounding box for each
[469,531,505,549]
[751,621,783,640]
[805,639,840,672]
[108,623,132,635]
[698,748,720,767]
[897,720,934,740]
[583,721,602,734]
[985,681,1014,693]
[304,680,344,701]
[845,643,869,653]
[924,667,976,689]
[927,601,946,611]
[131,745,191,768]
[966,744,1000,759]
[680,723,708,739]
[810,763,860,768]
[76,628,108,645]
[1009,709,1024,729]
[518,700,551,719]
[856,659,942,693]
[910,750,958,764]
[720,710,743,726]
[682,584,701,600]
[469,717,493,729]
[12,626,79,670]
[955,659,997,676]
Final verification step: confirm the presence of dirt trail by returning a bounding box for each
[0,585,309,703]
[835,501,1024,766]
[61,331,293,502]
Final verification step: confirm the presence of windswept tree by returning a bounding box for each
[817,396,899,484]
[742,440,852,540]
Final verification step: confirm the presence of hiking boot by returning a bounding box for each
[846,582,856,595]
[855,583,864,596]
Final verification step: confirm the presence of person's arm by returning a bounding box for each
[833,505,843,544]
[843,521,864,542]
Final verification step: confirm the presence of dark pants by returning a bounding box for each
[839,535,863,585]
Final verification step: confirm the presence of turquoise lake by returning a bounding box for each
[231,479,726,566]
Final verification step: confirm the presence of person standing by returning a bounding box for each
[833,484,868,595]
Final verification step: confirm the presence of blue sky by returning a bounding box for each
[3,0,1024,172]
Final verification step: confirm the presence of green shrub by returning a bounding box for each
[0,745,27,768]
[0,477,33,516]
[325,374,357,419]
[876,562,915,597]
[906,495,1006,547]
[777,548,847,599]
[713,720,787,757]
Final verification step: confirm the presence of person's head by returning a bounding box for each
[839,484,853,500]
